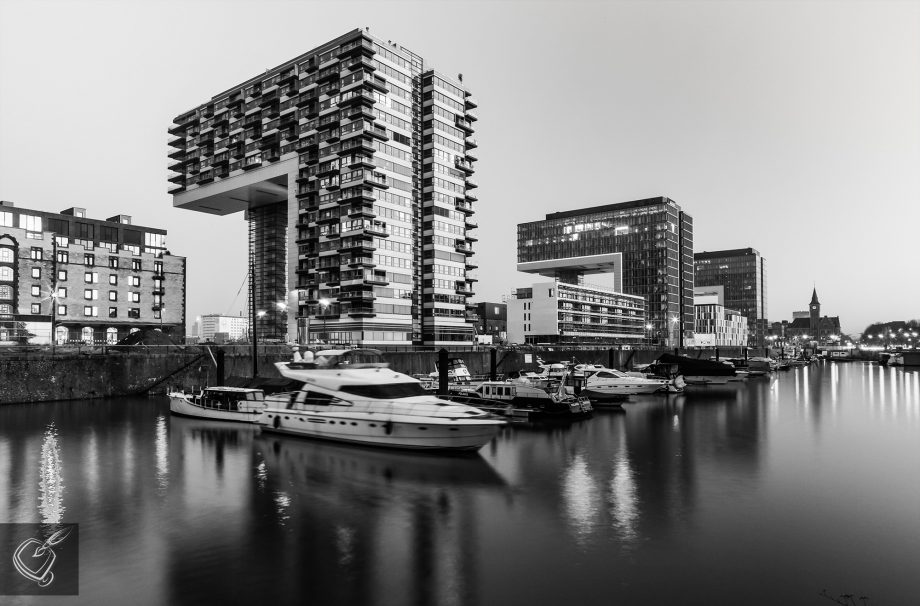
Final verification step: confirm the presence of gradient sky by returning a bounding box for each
[1,0,917,335]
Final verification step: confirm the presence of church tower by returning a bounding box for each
[809,287,820,332]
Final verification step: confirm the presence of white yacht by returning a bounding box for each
[260,349,506,452]
[582,368,672,400]
[168,386,266,424]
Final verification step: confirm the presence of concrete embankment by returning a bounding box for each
[0,345,759,404]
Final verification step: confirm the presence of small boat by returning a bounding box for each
[582,368,672,399]
[260,349,506,452]
[448,380,594,419]
[650,353,736,386]
[167,386,267,423]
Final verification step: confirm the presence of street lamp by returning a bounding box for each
[318,298,331,345]
[645,323,653,348]
[670,315,679,349]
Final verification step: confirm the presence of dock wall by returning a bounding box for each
[0,344,786,405]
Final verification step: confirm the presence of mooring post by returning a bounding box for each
[715,347,720,361]
[673,347,678,356]
[438,348,449,396]
[489,347,497,381]
[608,348,614,369]
[216,349,225,385]
[744,347,748,361]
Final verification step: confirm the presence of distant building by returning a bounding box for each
[0,202,185,345]
[784,288,841,343]
[694,247,768,346]
[197,314,250,343]
[693,286,748,346]
[473,302,506,344]
[517,197,693,347]
[507,280,646,346]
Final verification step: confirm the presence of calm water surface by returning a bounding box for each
[2,362,919,605]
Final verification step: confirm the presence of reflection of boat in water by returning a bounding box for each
[168,386,266,423]
[255,433,506,491]
[261,349,506,452]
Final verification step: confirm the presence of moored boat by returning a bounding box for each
[260,349,506,452]
[167,386,267,423]
[448,380,594,419]
[582,368,672,399]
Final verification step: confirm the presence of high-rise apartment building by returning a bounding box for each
[693,286,748,346]
[167,29,478,346]
[517,197,694,347]
[0,201,185,345]
[693,248,768,346]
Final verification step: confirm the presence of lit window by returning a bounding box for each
[31,303,41,314]
[31,267,41,279]
[31,285,41,297]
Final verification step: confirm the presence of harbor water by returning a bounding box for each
[1,362,919,605]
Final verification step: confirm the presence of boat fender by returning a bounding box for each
[273,415,281,429]
[384,420,393,435]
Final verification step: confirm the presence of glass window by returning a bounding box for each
[31,303,41,314]
[0,248,13,263]
[31,285,40,297]
[31,267,41,279]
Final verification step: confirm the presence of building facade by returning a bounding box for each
[783,288,841,343]
[197,314,250,343]
[693,287,748,346]
[694,247,768,346]
[473,301,506,344]
[168,29,478,347]
[517,197,693,347]
[0,202,185,345]
[507,280,647,346]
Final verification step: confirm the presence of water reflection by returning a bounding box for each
[155,414,168,494]
[0,365,919,605]
[38,422,64,524]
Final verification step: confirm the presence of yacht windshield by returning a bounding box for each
[339,383,429,399]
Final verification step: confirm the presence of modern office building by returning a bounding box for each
[694,247,768,346]
[197,313,250,343]
[507,280,647,346]
[517,197,693,347]
[0,201,185,345]
[473,301,506,344]
[693,286,748,347]
[167,28,478,346]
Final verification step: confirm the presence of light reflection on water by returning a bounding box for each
[0,363,918,605]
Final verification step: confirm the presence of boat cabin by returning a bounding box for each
[288,349,390,370]
[197,387,264,411]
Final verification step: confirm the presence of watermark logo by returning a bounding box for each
[1,524,78,595]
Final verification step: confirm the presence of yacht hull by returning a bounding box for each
[260,409,503,451]
[168,393,264,424]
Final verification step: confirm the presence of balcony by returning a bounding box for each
[454,158,474,173]
[364,221,388,237]
[465,260,478,270]
[347,257,376,268]
[465,95,478,109]
[465,148,478,162]
[465,191,478,203]
[368,76,389,94]
[365,172,388,189]
[465,136,478,149]
[338,89,376,108]
[368,124,389,141]
[338,38,375,59]
[465,109,478,122]
[338,290,375,301]
[455,116,473,132]
[454,241,472,254]
[242,156,262,170]
[464,218,478,230]
[465,177,479,189]
[347,308,376,318]
[454,198,474,214]
[455,282,474,296]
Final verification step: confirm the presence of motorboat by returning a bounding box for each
[260,349,506,452]
[582,368,675,400]
[167,386,266,423]
[649,353,736,386]
[418,357,480,391]
[447,380,594,420]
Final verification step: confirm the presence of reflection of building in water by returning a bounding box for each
[39,423,65,524]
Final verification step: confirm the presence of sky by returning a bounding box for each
[1,0,918,336]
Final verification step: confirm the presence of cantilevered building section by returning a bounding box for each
[517,197,694,347]
[167,29,478,346]
[694,248,768,347]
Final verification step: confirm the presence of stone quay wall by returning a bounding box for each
[0,345,764,405]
